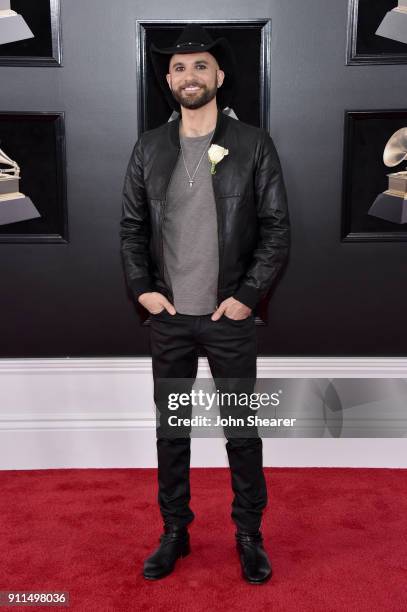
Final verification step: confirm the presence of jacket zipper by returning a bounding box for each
[210,117,224,309]
[213,186,223,309]
[160,150,179,303]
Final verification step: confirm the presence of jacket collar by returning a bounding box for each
[168,108,227,149]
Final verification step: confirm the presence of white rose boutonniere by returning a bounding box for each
[208,144,229,175]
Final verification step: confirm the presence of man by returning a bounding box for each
[120,23,290,584]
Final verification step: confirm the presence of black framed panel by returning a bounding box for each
[346,0,407,65]
[0,111,68,243]
[0,0,62,66]
[135,18,272,135]
[341,109,407,242]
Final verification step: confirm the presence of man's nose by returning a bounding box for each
[183,66,198,80]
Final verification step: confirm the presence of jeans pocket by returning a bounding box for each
[223,313,253,324]
[150,308,167,318]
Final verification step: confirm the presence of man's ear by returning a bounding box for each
[166,73,172,89]
[217,69,225,88]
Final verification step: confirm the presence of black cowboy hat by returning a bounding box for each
[150,23,238,113]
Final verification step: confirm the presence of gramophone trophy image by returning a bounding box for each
[368,128,407,224]
[376,0,407,45]
[0,147,41,225]
[0,0,34,46]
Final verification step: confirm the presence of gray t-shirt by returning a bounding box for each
[162,128,219,315]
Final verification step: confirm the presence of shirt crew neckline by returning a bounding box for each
[180,128,215,142]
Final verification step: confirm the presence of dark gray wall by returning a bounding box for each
[0,0,406,357]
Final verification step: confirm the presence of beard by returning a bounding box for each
[170,80,218,110]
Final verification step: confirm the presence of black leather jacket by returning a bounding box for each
[120,109,290,323]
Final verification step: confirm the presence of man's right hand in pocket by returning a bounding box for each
[138,292,177,315]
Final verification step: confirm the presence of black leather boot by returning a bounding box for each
[143,524,190,580]
[235,530,272,584]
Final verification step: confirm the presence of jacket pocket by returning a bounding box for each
[218,192,241,199]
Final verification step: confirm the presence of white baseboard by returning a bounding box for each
[1,357,406,469]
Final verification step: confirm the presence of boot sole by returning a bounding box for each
[142,544,191,580]
[237,549,272,584]
[241,569,272,584]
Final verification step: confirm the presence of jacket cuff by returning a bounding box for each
[128,276,154,303]
[232,283,262,310]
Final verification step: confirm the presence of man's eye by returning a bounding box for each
[175,66,183,71]
[197,65,206,69]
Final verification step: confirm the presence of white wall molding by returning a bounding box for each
[1,357,406,469]
[2,356,407,375]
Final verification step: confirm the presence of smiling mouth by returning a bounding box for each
[183,86,201,92]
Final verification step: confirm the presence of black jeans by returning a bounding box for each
[149,309,268,533]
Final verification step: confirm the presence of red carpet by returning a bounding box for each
[0,467,406,611]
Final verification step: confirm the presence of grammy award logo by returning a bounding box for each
[0,0,34,46]
[376,1,407,45]
[0,146,40,225]
[368,128,407,224]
